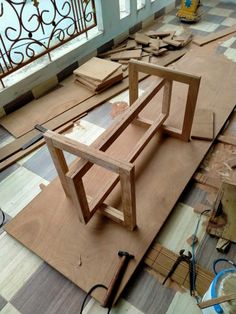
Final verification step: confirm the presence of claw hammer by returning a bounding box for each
[103,250,134,308]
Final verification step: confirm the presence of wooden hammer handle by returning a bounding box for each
[103,255,128,308]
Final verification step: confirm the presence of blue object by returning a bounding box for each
[185,0,192,8]
[211,268,236,313]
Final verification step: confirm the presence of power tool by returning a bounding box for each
[176,0,201,22]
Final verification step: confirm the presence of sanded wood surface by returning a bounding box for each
[0,82,94,138]
[0,49,187,170]
[191,109,214,140]
[73,57,121,81]
[5,50,236,304]
[193,25,236,46]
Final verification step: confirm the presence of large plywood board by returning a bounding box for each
[0,82,94,138]
[5,50,236,304]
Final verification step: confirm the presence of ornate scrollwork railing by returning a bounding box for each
[0,0,97,87]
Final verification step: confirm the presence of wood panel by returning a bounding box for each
[191,109,214,141]
[5,50,236,304]
[73,57,121,81]
[0,83,94,138]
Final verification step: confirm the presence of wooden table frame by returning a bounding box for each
[44,60,201,231]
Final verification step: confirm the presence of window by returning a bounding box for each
[137,0,145,10]
[119,0,130,19]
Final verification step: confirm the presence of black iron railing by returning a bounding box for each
[0,0,97,87]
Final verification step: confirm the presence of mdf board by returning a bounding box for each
[0,82,94,138]
[191,109,214,140]
[73,57,121,82]
[5,51,236,304]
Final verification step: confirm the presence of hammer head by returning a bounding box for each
[118,250,134,259]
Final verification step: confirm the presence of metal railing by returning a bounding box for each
[0,0,97,87]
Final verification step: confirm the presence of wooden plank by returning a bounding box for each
[163,38,182,47]
[145,31,170,38]
[191,109,214,141]
[198,293,236,309]
[218,135,236,146]
[110,50,142,61]
[193,172,221,189]
[5,51,236,304]
[0,82,94,138]
[134,33,150,45]
[193,25,236,46]
[73,57,121,82]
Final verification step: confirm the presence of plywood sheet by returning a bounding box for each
[193,25,236,46]
[191,109,214,140]
[73,57,121,82]
[0,82,94,138]
[5,50,236,304]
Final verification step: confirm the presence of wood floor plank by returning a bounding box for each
[123,269,175,314]
[0,232,42,301]
[0,167,49,217]
[166,292,202,314]
[11,263,87,314]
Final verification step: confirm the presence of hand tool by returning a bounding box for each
[163,249,195,295]
[103,250,134,308]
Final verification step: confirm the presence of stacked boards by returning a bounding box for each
[74,57,123,93]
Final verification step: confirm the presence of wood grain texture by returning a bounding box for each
[5,50,236,304]
[191,109,214,141]
[0,83,94,138]
[73,57,121,82]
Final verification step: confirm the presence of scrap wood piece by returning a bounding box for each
[216,238,231,253]
[110,49,142,60]
[193,24,236,46]
[191,109,214,141]
[98,41,137,58]
[145,30,171,38]
[145,243,214,296]
[134,32,150,45]
[163,37,182,47]
[218,135,236,146]
[152,48,168,56]
[75,68,123,93]
[73,57,121,82]
[149,38,160,50]
[198,292,236,310]
[207,182,236,243]
[193,172,221,189]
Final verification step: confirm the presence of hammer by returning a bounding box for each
[103,251,134,308]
